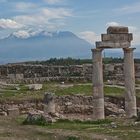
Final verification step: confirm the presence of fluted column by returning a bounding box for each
[92,48,104,120]
[123,48,137,117]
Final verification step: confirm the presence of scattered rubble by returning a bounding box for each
[7,107,19,117]
[105,102,125,116]
[0,94,134,119]
[27,84,43,90]
[23,110,63,125]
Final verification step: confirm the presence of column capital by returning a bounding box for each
[123,47,136,53]
[91,48,104,53]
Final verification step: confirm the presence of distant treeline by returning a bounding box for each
[24,57,91,65]
[23,57,140,65]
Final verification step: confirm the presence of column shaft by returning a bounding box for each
[92,48,104,120]
[123,48,137,117]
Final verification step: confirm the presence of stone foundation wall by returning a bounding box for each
[55,95,125,115]
[0,63,140,83]
[1,95,140,116]
[0,95,125,116]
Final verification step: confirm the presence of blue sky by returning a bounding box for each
[0,0,140,46]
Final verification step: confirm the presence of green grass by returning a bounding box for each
[0,83,140,101]
[104,86,124,97]
[0,116,85,140]
[66,136,80,140]
[21,116,113,136]
[57,119,112,124]
[40,119,140,140]
[0,88,43,101]
[23,117,112,127]
[55,84,125,96]
[16,115,140,140]
[136,80,140,84]
[55,85,92,96]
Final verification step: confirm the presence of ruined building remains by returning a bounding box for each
[92,26,137,119]
[1,64,140,84]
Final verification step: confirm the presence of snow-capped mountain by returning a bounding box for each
[0,31,93,64]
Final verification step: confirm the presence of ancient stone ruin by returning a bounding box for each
[1,64,140,84]
[92,26,137,119]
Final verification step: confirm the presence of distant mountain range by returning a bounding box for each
[0,31,93,64]
[0,31,139,64]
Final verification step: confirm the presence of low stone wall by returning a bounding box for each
[0,77,85,84]
[0,63,140,84]
[0,95,129,116]
[55,95,125,115]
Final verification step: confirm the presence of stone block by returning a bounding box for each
[27,84,43,90]
[104,64,114,72]
[107,26,129,34]
[7,108,19,117]
[15,74,24,79]
[101,33,133,42]
[96,41,130,48]
[0,111,7,116]
[7,74,16,79]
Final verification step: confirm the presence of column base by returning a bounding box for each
[93,98,105,120]
[125,98,137,118]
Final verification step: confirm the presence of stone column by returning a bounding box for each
[44,92,55,114]
[123,48,137,117]
[92,48,104,120]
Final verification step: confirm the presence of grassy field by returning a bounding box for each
[43,118,140,140]
[0,83,140,140]
[0,115,139,140]
[0,82,140,101]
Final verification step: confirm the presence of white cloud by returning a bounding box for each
[0,19,23,29]
[29,29,44,36]
[0,1,71,38]
[130,27,140,45]
[106,22,120,27]
[134,32,140,45]
[44,0,64,4]
[42,8,72,18]
[15,2,36,11]
[14,8,72,30]
[115,2,140,14]
[12,29,46,39]
[128,26,137,32]
[39,7,71,18]
[78,31,100,44]
[13,30,30,38]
